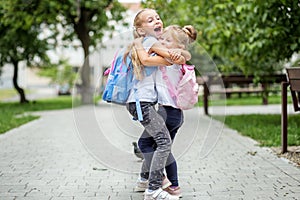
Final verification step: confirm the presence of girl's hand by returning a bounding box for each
[168,50,181,62]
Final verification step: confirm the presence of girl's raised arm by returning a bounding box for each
[151,42,191,62]
[133,38,171,66]
[133,38,187,66]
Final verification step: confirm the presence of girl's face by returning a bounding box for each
[159,32,178,49]
[138,10,163,38]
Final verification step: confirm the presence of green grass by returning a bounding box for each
[0,96,73,134]
[223,94,287,105]
[198,94,292,106]
[0,89,32,101]
[0,89,18,100]
[213,114,300,147]
[0,94,298,149]
[209,94,299,147]
[198,93,293,106]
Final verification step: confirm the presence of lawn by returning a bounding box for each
[213,114,300,147]
[0,89,18,100]
[205,94,299,147]
[198,93,293,106]
[0,94,299,148]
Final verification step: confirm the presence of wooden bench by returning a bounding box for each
[200,74,286,115]
[281,67,300,153]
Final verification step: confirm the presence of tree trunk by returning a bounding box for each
[262,83,269,105]
[74,9,93,105]
[80,56,93,104]
[12,60,29,104]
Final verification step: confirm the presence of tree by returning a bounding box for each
[0,0,50,103]
[0,0,127,104]
[143,0,300,76]
[41,0,127,104]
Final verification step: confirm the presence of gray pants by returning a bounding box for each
[127,102,172,190]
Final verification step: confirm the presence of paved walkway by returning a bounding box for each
[0,103,299,200]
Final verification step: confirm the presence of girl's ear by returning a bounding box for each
[136,28,146,36]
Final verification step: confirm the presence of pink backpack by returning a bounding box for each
[161,64,199,110]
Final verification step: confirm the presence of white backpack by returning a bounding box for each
[161,64,199,110]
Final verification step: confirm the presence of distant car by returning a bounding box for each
[58,83,71,95]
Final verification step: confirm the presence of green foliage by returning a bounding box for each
[37,65,58,81]
[143,0,300,76]
[215,114,300,147]
[0,0,127,104]
[0,0,50,66]
[41,0,127,49]
[38,59,76,86]
[57,65,76,86]
[39,0,128,104]
[0,0,127,57]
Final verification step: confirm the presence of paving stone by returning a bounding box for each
[0,105,299,200]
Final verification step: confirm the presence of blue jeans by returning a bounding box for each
[126,102,172,191]
[138,105,183,187]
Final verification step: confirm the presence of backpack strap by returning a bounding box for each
[110,49,119,72]
[180,64,195,85]
[160,66,178,99]
[134,86,143,121]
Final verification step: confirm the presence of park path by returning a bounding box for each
[0,103,299,199]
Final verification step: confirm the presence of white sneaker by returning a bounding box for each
[134,176,170,192]
[134,177,148,192]
[144,188,179,200]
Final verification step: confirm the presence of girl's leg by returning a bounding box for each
[138,129,155,180]
[161,106,184,140]
[127,102,172,191]
[127,103,153,180]
[165,154,178,186]
[141,104,172,191]
[158,106,184,187]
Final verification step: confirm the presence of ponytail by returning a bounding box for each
[182,25,197,44]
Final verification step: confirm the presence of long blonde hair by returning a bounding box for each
[124,9,155,80]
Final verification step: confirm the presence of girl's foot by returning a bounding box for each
[162,176,172,189]
[164,186,182,198]
[144,188,179,200]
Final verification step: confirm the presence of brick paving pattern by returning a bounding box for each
[0,104,299,200]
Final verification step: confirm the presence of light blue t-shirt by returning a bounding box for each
[127,36,158,103]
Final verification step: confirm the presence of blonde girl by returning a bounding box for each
[126,9,189,200]
[133,24,198,198]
